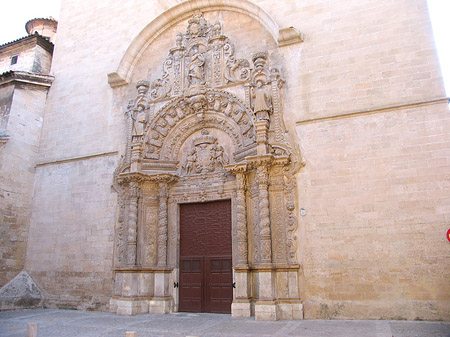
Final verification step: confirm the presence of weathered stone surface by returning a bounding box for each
[0,271,43,309]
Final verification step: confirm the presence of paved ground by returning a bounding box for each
[0,309,449,337]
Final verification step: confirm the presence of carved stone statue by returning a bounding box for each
[188,45,205,85]
[184,148,197,174]
[251,79,272,121]
[211,143,229,168]
[132,106,147,138]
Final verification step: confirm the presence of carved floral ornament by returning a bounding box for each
[113,13,304,269]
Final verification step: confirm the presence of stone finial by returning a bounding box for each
[252,52,268,69]
[136,80,150,92]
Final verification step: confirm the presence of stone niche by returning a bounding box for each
[110,13,303,320]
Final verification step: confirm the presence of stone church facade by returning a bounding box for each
[1,0,449,321]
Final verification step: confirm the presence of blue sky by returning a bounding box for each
[0,0,448,95]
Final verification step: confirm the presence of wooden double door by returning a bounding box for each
[179,200,233,314]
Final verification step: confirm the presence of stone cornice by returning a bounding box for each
[0,71,54,88]
[224,162,248,174]
[245,154,273,168]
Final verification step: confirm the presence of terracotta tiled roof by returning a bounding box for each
[0,33,54,53]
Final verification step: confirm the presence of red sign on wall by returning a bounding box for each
[447,228,450,243]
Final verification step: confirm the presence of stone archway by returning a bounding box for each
[110,12,304,320]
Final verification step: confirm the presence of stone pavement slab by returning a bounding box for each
[0,309,449,337]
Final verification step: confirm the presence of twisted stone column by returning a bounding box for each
[235,171,248,267]
[256,163,272,265]
[225,163,249,267]
[127,183,139,266]
[157,181,169,267]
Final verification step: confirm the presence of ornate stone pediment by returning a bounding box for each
[145,13,251,102]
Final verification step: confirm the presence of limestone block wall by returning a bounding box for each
[25,154,118,310]
[26,0,450,319]
[296,102,450,320]
[0,84,47,288]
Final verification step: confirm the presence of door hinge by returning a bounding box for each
[232,282,236,288]
[174,282,179,288]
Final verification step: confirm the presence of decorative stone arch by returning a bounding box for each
[111,11,304,321]
[143,89,256,162]
[107,0,303,87]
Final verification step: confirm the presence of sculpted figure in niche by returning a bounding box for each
[132,105,147,139]
[188,45,205,85]
[251,79,272,121]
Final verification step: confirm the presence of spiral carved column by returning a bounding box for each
[127,183,139,266]
[235,170,248,267]
[157,181,169,267]
[256,161,272,265]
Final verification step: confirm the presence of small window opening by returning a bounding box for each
[10,55,18,65]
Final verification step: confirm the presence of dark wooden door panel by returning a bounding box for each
[207,257,233,313]
[179,258,203,312]
[179,200,232,314]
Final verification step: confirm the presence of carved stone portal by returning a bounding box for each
[111,13,303,320]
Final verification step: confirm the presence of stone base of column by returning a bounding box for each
[255,300,279,321]
[149,297,173,314]
[231,300,252,317]
[110,298,149,316]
